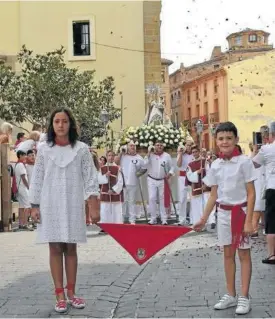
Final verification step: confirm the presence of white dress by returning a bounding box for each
[29,141,99,243]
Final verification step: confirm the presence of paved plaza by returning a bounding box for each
[0,226,274,318]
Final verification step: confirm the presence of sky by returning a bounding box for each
[160,0,275,73]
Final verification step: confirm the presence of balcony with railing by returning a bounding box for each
[209,112,219,124]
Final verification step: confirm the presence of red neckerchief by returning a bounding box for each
[17,159,26,167]
[55,137,70,146]
[218,147,241,160]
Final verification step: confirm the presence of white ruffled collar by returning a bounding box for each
[42,141,85,168]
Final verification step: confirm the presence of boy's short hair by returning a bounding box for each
[17,132,25,140]
[215,121,238,138]
[16,150,26,159]
[27,150,34,155]
[155,140,164,145]
[191,145,199,151]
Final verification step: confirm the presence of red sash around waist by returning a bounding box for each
[179,171,186,177]
[216,202,248,251]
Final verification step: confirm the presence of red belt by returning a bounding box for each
[179,171,186,177]
[216,202,247,211]
[216,202,248,251]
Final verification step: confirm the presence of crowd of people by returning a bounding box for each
[0,110,274,316]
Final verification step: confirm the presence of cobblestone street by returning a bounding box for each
[0,226,274,318]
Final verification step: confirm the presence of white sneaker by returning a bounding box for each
[162,221,168,225]
[148,219,157,225]
[214,294,237,310]
[235,296,251,315]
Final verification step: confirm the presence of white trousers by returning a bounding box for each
[123,185,138,223]
[190,195,204,225]
[99,202,123,223]
[203,192,216,224]
[147,177,167,223]
[178,176,189,222]
[190,193,216,225]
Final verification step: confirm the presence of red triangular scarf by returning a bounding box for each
[219,146,241,160]
[55,137,70,146]
[164,179,171,208]
[99,223,192,265]
[231,205,248,250]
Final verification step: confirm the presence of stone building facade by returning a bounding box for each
[169,28,274,150]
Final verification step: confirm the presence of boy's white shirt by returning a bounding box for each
[203,155,257,205]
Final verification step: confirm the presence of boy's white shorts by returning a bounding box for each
[217,208,251,249]
[17,192,31,209]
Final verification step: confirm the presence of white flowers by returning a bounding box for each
[118,123,193,151]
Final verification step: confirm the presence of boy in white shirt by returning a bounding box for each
[14,150,33,231]
[194,122,256,315]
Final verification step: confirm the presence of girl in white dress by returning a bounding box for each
[30,108,100,313]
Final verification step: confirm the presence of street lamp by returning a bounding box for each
[100,108,109,127]
[100,108,110,148]
[119,91,123,130]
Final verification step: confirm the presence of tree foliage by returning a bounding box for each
[0,45,120,145]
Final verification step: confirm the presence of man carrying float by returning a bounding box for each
[143,140,175,225]
[98,150,124,229]
[186,145,216,227]
[177,142,194,225]
[115,141,144,224]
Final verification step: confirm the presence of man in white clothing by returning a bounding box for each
[98,150,124,229]
[144,141,174,225]
[176,142,193,225]
[13,151,33,231]
[116,141,144,224]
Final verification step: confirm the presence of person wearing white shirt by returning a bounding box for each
[16,131,40,153]
[26,150,35,184]
[253,121,275,264]
[176,142,193,225]
[116,141,144,224]
[14,150,32,231]
[194,121,256,315]
[143,141,174,225]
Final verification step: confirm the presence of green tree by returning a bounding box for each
[0,45,120,145]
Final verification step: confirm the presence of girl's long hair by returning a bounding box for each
[92,153,100,171]
[47,107,79,147]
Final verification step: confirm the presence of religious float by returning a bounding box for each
[114,85,194,221]
[98,86,208,265]
[117,122,192,155]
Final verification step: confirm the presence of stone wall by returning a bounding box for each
[143,1,162,111]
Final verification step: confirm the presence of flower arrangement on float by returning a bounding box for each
[115,123,193,154]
